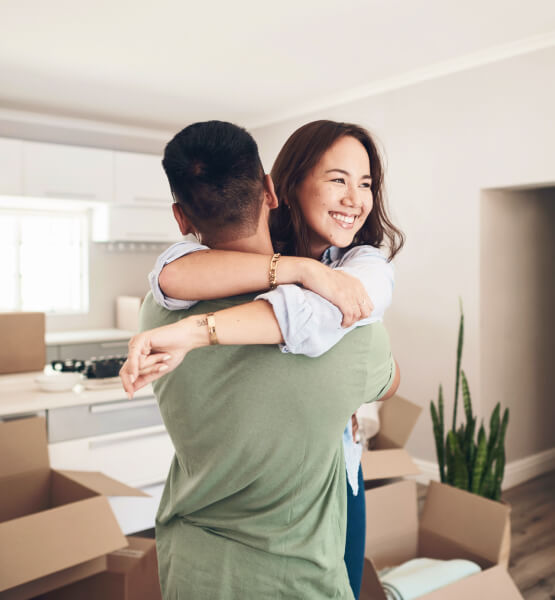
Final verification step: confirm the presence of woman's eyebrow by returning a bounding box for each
[325,168,372,181]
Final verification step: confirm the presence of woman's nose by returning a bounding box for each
[342,186,363,208]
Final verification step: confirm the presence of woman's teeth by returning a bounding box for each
[330,212,355,225]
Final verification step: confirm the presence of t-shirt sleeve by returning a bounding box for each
[148,239,209,310]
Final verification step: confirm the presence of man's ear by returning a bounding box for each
[263,174,279,210]
[172,203,198,237]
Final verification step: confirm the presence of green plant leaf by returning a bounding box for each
[471,425,487,494]
[430,399,445,483]
[448,430,468,490]
[452,300,464,430]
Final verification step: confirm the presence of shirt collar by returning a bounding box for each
[322,246,342,265]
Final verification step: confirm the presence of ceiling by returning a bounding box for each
[1,0,554,133]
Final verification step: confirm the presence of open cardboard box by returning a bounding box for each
[0,417,148,600]
[38,536,162,600]
[361,394,423,482]
[360,480,521,599]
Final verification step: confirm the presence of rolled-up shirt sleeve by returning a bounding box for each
[256,246,394,357]
[334,245,394,323]
[148,239,209,310]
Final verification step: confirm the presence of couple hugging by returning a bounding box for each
[120,119,404,599]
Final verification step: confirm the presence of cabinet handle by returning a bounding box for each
[90,398,158,414]
[99,341,130,349]
[88,425,166,449]
[45,191,96,200]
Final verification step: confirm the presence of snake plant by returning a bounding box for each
[430,300,509,501]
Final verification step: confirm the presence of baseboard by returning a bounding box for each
[406,447,555,490]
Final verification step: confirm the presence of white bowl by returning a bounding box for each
[35,372,83,392]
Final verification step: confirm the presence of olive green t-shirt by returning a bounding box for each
[141,292,395,599]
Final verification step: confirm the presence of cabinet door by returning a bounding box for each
[0,137,24,195]
[23,141,114,202]
[114,151,170,206]
[107,205,180,242]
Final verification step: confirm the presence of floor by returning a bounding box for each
[503,470,555,599]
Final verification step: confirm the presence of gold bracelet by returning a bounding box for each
[206,313,219,345]
[269,253,281,290]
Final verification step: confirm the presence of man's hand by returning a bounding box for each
[119,319,193,398]
[300,261,373,327]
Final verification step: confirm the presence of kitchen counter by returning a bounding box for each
[0,371,153,416]
[45,328,135,346]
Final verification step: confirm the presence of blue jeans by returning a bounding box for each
[344,465,366,599]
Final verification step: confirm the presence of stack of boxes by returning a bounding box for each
[359,394,522,599]
[0,417,161,600]
[1,396,522,598]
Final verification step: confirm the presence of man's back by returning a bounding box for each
[141,291,394,599]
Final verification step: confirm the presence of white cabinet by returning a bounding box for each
[23,141,113,202]
[114,151,170,206]
[102,205,179,242]
[0,137,23,195]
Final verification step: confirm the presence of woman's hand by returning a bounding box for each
[119,319,194,398]
[300,261,373,327]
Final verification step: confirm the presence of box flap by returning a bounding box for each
[56,471,149,498]
[0,417,49,477]
[374,394,422,449]
[364,480,419,568]
[2,556,106,600]
[360,558,388,600]
[361,448,420,481]
[417,565,523,599]
[0,496,126,592]
[419,482,510,566]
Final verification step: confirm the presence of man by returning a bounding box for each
[123,121,397,598]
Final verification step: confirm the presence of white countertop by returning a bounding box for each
[0,371,154,416]
[45,329,136,346]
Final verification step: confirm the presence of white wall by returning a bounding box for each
[251,46,555,464]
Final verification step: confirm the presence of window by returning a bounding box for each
[0,208,89,314]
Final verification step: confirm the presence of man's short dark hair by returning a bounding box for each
[162,121,265,239]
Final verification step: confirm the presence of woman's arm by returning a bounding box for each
[120,300,283,396]
[150,240,373,326]
[255,245,394,357]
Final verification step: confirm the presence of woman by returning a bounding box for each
[121,120,404,598]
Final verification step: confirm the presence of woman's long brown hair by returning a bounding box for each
[270,120,404,260]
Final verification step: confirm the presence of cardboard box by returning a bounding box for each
[361,395,423,482]
[0,417,148,600]
[0,312,45,374]
[38,536,162,600]
[360,480,521,599]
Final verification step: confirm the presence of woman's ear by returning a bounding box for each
[263,174,279,209]
[172,203,198,237]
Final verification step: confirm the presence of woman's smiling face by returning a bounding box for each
[296,135,373,259]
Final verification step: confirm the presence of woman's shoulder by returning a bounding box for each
[328,244,388,267]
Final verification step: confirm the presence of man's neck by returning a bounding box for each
[206,229,274,255]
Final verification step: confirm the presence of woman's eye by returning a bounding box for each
[331,178,345,184]
[360,182,372,189]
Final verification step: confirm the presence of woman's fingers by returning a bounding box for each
[139,353,171,369]
[137,362,170,377]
